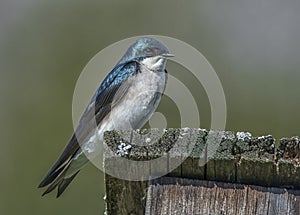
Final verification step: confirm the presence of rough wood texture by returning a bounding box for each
[105,174,147,215]
[145,177,300,215]
[104,128,300,215]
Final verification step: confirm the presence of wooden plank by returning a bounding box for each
[145,177,300,215]
[105,174,147,215]
[206,131,237,182]
[172,128,206,179]
[104,129,160,215]
[104,128,178,214]
[235,135,277,187]
[275,137,300,189]
[104,129,300,214]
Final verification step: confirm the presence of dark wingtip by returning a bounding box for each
[41,189,49,197]
[56,190,63,198]
[56,171,80,198]
[38,181,47,188]
[43,184,56,196]
[40,169,80,198]
[39,134,79,189]
[38,164,67,188]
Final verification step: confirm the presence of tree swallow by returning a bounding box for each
[38,37,173,197]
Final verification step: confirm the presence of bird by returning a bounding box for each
[38,37,173,197]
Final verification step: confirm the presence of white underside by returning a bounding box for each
[74,57,167,162]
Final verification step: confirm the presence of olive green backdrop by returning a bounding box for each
[1,0,300,214]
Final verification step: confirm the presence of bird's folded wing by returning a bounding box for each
[39,60,140,187]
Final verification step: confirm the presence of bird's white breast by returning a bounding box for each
[99,59,167,133]
[79,58,167,157]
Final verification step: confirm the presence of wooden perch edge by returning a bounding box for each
[103,128,300,215]
[146,177,300,215]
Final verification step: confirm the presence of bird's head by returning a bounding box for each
[120,37,174,71]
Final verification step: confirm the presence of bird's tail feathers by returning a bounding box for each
[40,160,80,197]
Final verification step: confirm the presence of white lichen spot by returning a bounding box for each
[198,128,207,132]
[236,132,252,141]
[145,138,151,143]
[258,136,265,140]
[182,127,189,132]
[222,131,235,140]
[116,142,132,156]
[179,128,189,138]
[258,134,274,141]
[293,136,300,143]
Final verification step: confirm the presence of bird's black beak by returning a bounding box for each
[161,53,175,58]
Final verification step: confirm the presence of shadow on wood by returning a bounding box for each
[146,177,300,215]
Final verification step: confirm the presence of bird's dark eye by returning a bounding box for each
[145,48,152,54]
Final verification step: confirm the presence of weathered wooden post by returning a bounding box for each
[104,128,300,215]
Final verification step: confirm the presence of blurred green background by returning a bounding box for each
[1,0,300,214]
